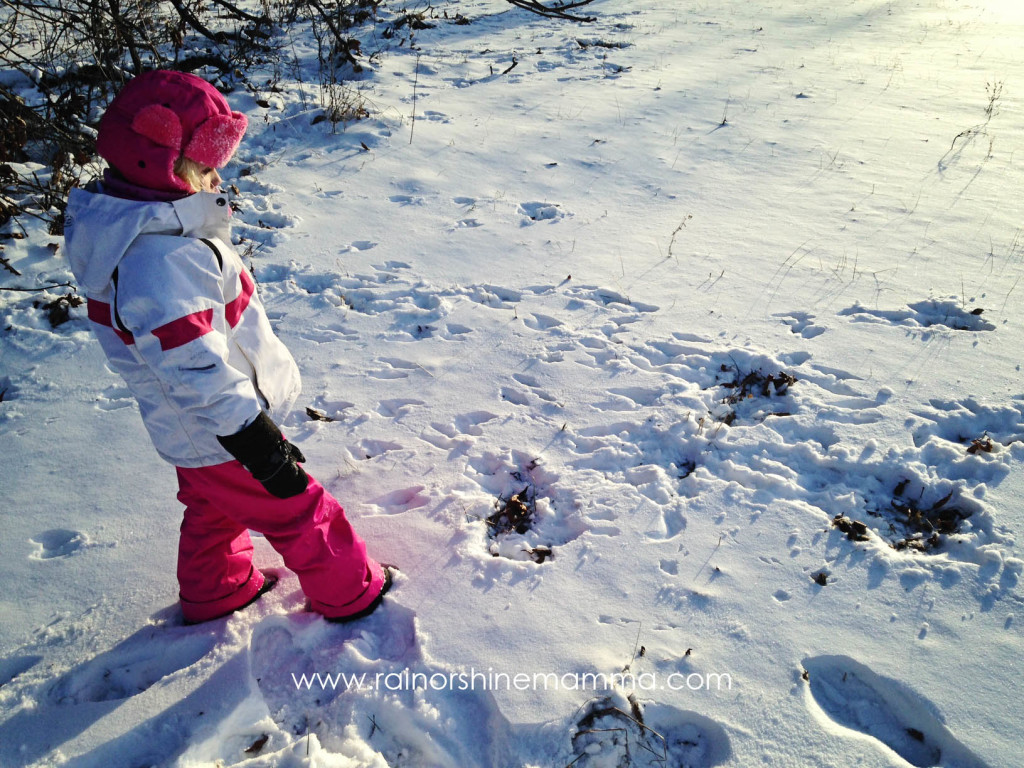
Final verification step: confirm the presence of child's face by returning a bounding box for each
[200,167,222,193]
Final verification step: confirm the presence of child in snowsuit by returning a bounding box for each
[64,70,392,624]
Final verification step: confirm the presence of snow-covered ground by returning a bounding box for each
[2,0,1023,765]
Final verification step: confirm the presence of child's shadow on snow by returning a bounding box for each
[0,610,244,767]
[47,609,220,705]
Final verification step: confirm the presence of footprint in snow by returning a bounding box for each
[249,600,419,730]
[803,655,990,767]
[248,600,517,767]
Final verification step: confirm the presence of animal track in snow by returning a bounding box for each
[0,375,16,404]
[518,201,566,223]
[418,109,450,123]
[463,283,522,309]
[28,529,102,560]
[501,371,560,408]
[376,398,424,418]
[367,486,430,514]
[350,437,404,460]
[342,240,377,252]
[659,558,680,575]
[249,263,532,348]
[295,321,358,343]
[232,189,298,234]
[522,312,563,331]
[302,396,354,424]
[775,311,826,338]
[553,333,1008,567]
[94,384,135,411]
[838,298,995,333]
[645,499,688,541]
[253,210,298,229]
[453,411,500,435]
[597,386,664,411]
[374,260,411,271]
[0,655,42,688]
[803,655,989,767]
[389,194,426,206]
[368,357,421,380]
[565,285,660,315]
[567,417,706,506]
[910,397,1024,452]
[417,412,499,460]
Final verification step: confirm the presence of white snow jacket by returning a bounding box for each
[64,185,301,467]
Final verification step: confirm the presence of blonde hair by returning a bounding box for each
[173,155,208,193]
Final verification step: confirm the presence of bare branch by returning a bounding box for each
[505,0,597,23]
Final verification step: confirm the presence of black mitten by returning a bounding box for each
[218,411,309,498]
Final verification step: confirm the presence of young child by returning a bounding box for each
[64,70,392,624]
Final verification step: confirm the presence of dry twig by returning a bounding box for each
[505,0,597,23]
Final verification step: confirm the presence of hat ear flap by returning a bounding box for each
[185,111,247,169]
[130,104,183,150]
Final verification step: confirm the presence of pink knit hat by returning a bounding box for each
[96,70,248,194]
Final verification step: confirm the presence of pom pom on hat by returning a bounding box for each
[97,71,247,194]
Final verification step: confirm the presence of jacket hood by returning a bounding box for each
[64,185,233,295]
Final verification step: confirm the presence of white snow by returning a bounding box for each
[2,0,1023,766]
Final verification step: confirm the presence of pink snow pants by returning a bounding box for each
[175,460,386,624]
